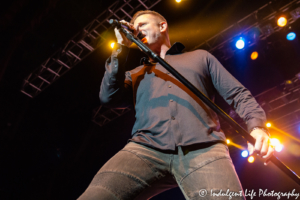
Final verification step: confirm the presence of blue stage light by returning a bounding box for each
[235,38,245,49]
[287,32,296,40]
[241,150,249,158]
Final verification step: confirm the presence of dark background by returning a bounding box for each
[0,0,300,199]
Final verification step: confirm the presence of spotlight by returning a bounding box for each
[284,80,293,90]
[275,144,284,152]
[251,51,258,60]
[248,156,255,163]
[277,17,287,27]
[241,150,249,158]
[226,139,230,144]
[110,42,115,48]
[287,32,296,40]
[235,37,245,49]
[270,138,280,147]
[266,123,271,128]
[176,0,181,2]
[286,80,292,85]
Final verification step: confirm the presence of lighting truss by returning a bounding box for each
[193,0,300,60]
[92,105,131,127]
[257,75,300,131]
[21,0,161,98]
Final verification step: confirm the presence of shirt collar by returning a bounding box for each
[166,42,185,55]
[140,42,185,65]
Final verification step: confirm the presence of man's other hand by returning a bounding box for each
[247,129,274,165]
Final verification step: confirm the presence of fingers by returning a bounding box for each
[263,146,274,165]
[254,136,264,154]
[260,137,269,157]
[247,137,274,166]
[120,20,135,30]
[247,142,254,155]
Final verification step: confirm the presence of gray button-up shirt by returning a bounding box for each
[99,42,266,150]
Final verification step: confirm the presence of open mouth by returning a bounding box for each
[141,38,147,43]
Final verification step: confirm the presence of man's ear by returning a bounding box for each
[160,21,168,33]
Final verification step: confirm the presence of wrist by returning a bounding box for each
[250,127,270,136]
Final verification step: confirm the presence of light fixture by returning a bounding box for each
[251,51,258,60]
[277,16,287,27]
[235,37,245,49]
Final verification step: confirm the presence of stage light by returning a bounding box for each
[287,32,296,40]
[251,51,258,60]
[176,0,181,2]
[235,38,245,49]
[266,123,271,128]
[248,156,255,163]
[227,139,230,144]
[241,150,249,158]
[110,42,115,48]
[270,138,280,147]
[275,144,284,152]
[277,17,287,27]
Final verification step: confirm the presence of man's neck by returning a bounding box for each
[149,43,171,62]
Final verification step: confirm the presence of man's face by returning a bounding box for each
[133,14,162,48]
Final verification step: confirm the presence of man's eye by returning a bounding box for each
[140,23,146,27]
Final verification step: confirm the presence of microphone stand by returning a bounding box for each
[109,20,300,186]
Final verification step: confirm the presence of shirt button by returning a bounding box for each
[170,99,173,102]
[168,85,172,88]
[171,116,175,120]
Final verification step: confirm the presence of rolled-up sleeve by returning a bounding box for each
[206,51,267,132]
[99,44,133,108]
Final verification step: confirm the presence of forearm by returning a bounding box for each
[207,51,267,132]
[99,44,132,107]
[227,86,267,132]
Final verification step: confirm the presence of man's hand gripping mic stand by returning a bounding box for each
[109,19,300,186]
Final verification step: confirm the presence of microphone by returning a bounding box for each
[109,19,146,40]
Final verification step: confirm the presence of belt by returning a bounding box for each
[138,141,227,155]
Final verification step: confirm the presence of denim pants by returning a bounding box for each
[78,141,245,200]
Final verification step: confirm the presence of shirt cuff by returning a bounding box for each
[246,118,266,133]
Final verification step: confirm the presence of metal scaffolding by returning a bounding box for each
[92,105,131,127]
[193,0,300,60]
[21,0,161,98]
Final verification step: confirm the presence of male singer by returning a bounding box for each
[78,10,273,200]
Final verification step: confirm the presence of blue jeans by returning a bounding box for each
[78,142,245,200]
